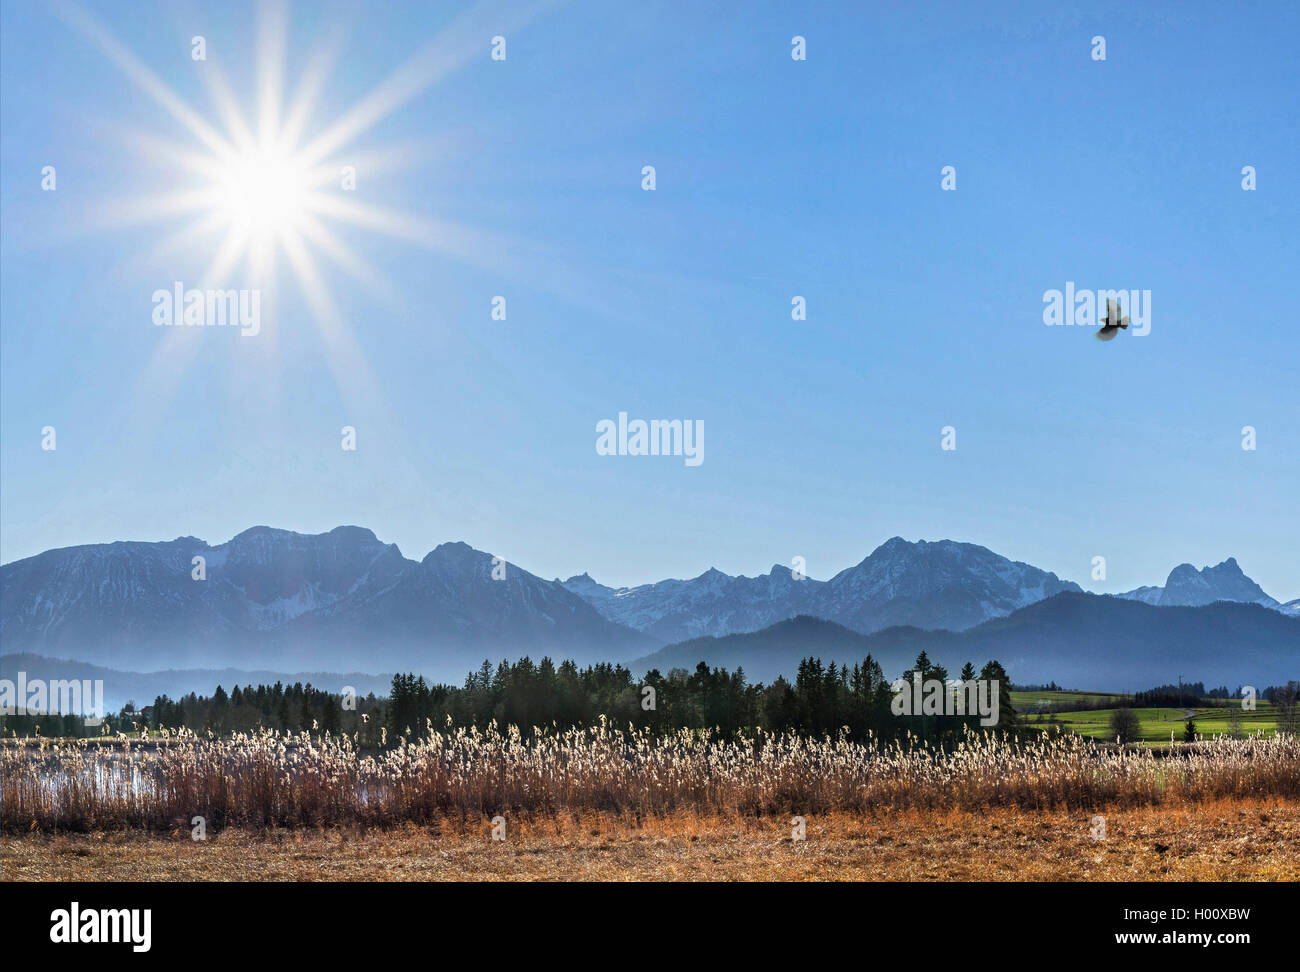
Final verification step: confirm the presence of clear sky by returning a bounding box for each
[1,0,1297,600]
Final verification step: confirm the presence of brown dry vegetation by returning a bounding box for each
[4,799,1297,881]
[6,726,1297,881]
[5,726,1299,832]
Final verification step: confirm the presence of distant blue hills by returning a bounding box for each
[2,527,1294,692]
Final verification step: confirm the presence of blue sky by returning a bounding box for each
[1,0,1297,600]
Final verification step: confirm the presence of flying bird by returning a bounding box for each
[1097,297,1130,341]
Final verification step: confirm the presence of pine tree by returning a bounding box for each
[978,660,1016,729]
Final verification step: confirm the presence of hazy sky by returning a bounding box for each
[1,0,1297,600]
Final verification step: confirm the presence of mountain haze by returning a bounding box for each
[3,528,1293,689]
[1116,558,1282,610]
[564,538,1082,641]
[629,595,1300,691]
[0,527,652,677]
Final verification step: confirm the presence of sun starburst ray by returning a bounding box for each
[276,226,385,414]
[56,0,555,477]
[278,29,345,151]
[296,0,552,168]
[125,211,231,280]
[255,0,288,148]
[54,0,238,163]
[92,188,230,228]
[294,212,402,310]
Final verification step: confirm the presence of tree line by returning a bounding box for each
[4,651,1019,744]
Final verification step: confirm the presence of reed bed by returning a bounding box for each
[4,721,1298,832]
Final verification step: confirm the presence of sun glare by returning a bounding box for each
[217,147,309,239]
[55,0,549,425]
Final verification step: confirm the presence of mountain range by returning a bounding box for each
[0,526,651,674]
[2,526,1295,687]
[1115,557,1290,611]
[629,597,1299,691]
[563,537,1082,643]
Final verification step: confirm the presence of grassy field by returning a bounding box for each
[4,798,1297,881]
[1010,689,1125,710]
[1018,700,1284,744]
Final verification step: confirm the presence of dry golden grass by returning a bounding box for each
[4,798,1297,881]
[6,726,1299,832]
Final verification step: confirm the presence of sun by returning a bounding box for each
[58,0,459,299]
[61,0,550,296]
[56,0,551,421]
[216,146,310,242]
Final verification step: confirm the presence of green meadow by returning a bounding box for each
[1014,691,1286,745]
[1010,689,1124,710]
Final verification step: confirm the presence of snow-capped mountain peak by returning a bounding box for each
[1116,557,1281,609]
[0,528,650,674]
[561,537,1082,641]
